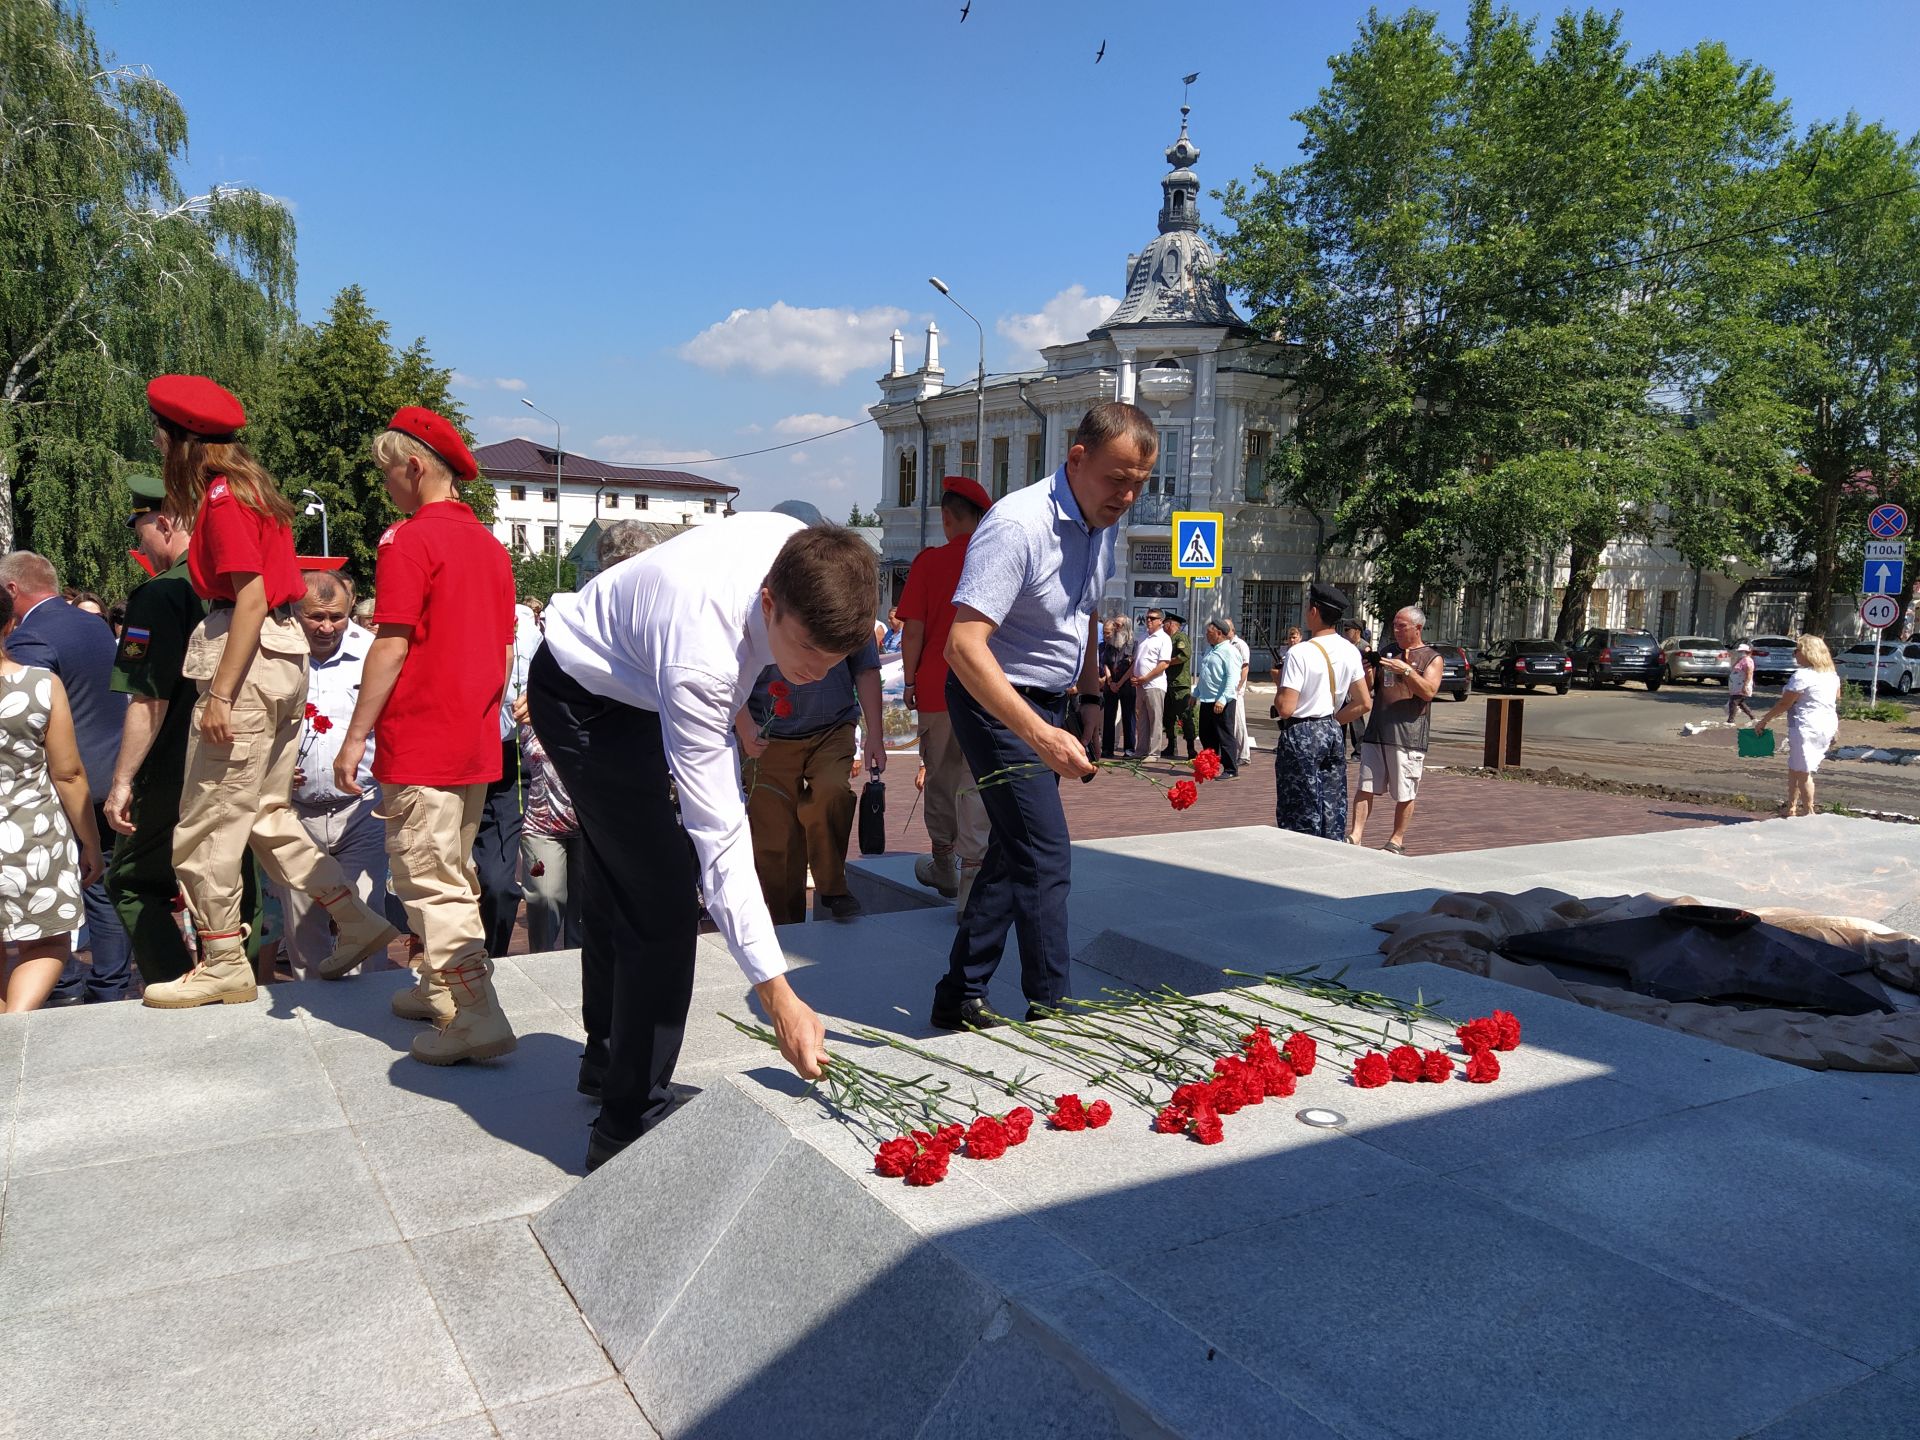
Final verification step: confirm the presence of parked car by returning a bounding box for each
[1742,634,1798,685]
[1471,639,1573,693]
[1425,643,1472,701]
[1659,635,1731,685]
[1566,628,1663,689]
[1836,640,1920,694]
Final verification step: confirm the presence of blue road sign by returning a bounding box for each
[1170,511,1224,579]
[1868,503,1908,539]
[1863,554,1905,597]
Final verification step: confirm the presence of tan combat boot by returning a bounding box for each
[391,964,455,1023]
[411,958,517,1065]
[314,890,402,980]
[914,852,960,897]
[143,931,258,1008]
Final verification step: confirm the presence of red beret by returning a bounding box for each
[146,375,246,438]
[386,406,479,482]
[942,474,992,512]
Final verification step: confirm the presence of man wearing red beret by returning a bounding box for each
[898,476,992,916]
[331,409,519,1065]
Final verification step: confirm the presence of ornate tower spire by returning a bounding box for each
[1158,105,1202,234]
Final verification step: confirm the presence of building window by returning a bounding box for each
[930,444,947,481]
[959,439,978,481]
[1658,589,1679,636]
[511,523,527,551]
[542,525,557,553]
[1149,428,1183,498]
[1243,429,1273,502]
[542,487,557,503]
[1242,580,1303,652]
[636,494,648,510]
[992,436,1011,499]
[509,484,526,502]
[602,493,618,511]
[1625,588,1647,631]
[898,449,917,507]
[1026,433,1046,487]
[1587,588,1610,628]
[704,498,718,514]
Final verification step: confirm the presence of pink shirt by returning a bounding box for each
[1731,656,1755,696]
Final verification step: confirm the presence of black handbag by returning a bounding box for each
[858,776,886,856]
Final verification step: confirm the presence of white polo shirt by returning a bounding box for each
[540,513,805,986]
[295,622,376,805]
[1279,632,1366,719]
[1134,629,1172,691]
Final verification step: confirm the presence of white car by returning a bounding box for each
[1836,640,1920,694]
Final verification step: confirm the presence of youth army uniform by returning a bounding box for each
[1273,629,1366,840]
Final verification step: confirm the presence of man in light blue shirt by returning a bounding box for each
[932,402,1156,1029]
[1192,619,1242,778]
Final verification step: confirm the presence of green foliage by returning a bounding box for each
[844,504,880,527]
[0,0,297,596]
[510,547,576,606]
[1837,681,1906,724]
[1214,2,1797,636]
[252,286,478,591]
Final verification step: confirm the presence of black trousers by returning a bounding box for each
[1198,699,1239,775]
[474,738,523,956]
[526,645,699,1146]
[1161,690,1196,756]
[1100,685,1134,758]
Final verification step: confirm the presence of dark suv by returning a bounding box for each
[1567,628,1663,690]
[1426,643,1471,701]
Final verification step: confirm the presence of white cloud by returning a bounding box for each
[996,284,1120,360]
[772,413,857,437]
[592,435,724,467]
[679,302,910,384]
[452,372,529,393]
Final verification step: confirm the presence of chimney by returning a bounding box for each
[924,320,942,373]
[889,328,905,377]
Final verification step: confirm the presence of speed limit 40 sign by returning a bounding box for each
[1860,593,1901,629]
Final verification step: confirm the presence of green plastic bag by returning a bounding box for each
[1737,727,1776,758]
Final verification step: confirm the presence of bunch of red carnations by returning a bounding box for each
[969,748,1225,812]
[871,1105,1039,1185]
[1350,1008,1521,1088]
[1151,1027,1316,1145]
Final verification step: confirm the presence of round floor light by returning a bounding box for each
[1296,1107,1346,1129]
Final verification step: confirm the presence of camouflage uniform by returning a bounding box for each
[1159,628,1196,759]
[1273,716,1347,839]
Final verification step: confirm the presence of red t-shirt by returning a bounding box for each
[188,477,306,607]
[370,500,515,787]
[896,534,970,714]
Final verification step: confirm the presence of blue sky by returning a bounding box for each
[98,0,1920,513]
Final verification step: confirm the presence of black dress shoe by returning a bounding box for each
[821,892,863,922]
[584,1125,632,1174]
[578,1069,603,1102]
[929,995,998,1031]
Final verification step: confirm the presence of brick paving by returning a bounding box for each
[870,748,1751,861]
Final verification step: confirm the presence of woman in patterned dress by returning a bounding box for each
[0,586,106,1011]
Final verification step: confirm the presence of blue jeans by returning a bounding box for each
[933,676,1073,1013]
[53,805,131,1003]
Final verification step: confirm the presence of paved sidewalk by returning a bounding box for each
[876,752,1750,860]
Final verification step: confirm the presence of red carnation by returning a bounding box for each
[1191,749,1223,783]
[934,1123,966,1151]
[1456,1017,1500,1055]
[1352,1052,1392,1088]
[1465,1050,1501,1084]
[1207,1076,1246,1115]
[1172,1082,1212,1109]
[312,715,333,733]
[1387,1045,1423,1083]
[1154,1103,1190,1134]
[966,1116,1009,1160]
[1190,1110,1225,1145]
[905,1148,950,1185]
[874,1137,918,1178]
[1050,1094,1089,1131]
[304,703,319,720]
[768,680,790,699]
[529,861,546,878]
[1166,779,1199,811]
[1005,1105,1034,1139]
[1492,1009,1523,1051]
[1086,1099,1113,1128]
[1419,1049,1452,1083]
[773,698,794,719]
[1284,1033,1318,1076]
[1257,1057,1298,1097]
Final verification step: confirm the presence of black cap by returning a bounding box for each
[1163,610,1185,624]
[1308,582,1349,623]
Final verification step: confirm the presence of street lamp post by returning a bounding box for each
[929,277,986,492]
[522,397,564,590]
[299,489,329,556]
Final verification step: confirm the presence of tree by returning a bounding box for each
[253,285,485,590]
[844,503,880,527]
[1,0,296,591]
[1215,3,1793,634]
[510,547,575,606]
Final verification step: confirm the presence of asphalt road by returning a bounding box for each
[1243,676,1920,815]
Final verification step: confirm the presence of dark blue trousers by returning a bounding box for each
[53,805,131,1003]
[934,676,1073,1013]
[474,738,524,956]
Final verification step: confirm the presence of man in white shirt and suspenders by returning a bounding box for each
[1273,582,1371,839]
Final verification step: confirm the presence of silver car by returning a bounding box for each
[1659,635,1731,684]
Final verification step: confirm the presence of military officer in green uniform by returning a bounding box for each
[1158,610,1197,761]
[101,472,207,982]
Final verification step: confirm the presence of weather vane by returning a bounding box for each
[1182,71,1200,106]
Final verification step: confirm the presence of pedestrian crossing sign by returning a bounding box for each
[1171,511,1224,581]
